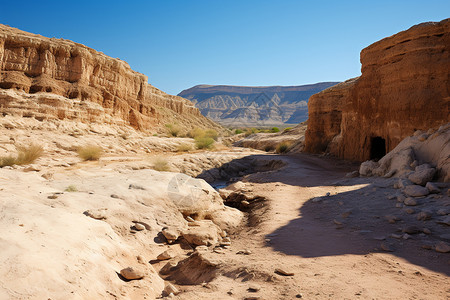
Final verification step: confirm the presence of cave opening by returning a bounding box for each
[370,136,386,160]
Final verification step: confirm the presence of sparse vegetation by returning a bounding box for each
[271,127,280,133]
[235,129,243,134]
[65,185,78,192]
[276,142,291,154]
[77,145,103,161]
[152,158,170,171]
[264,145,275,152]
[177,143,192,152]
[165,123,181,137]
[0,144,44,167]
[204,129,219,141]
[195,137,215,149]
[283,127,293,132]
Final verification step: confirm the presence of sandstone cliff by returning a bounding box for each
[0,25,219,131]
[305,19,450,161]
[178,83,339,126]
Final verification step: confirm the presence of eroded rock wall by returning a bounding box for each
[305,19,450,161]
[0,25,218,131]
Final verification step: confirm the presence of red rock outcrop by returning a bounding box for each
[0,25,219,131]
[305,19,450,161]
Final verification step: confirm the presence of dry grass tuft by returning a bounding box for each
[78,145,103,161]
[152,158,170,171]
[276,142,292,154]
[177,143,192,152]
[0,144,44,167]
[195,137,215,149]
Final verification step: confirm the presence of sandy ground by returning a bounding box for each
[170,153,449,300]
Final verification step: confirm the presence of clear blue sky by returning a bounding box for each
[1,1,449,95]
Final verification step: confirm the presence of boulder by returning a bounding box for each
[408,165,436,186]
[404,185,429,197]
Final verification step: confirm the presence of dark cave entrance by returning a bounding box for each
[370,136,386,160]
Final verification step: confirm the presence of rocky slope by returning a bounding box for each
[305,19,450,161]
[178,83,339,126]
[0,24,220,132]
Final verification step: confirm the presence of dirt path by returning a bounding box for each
[178,153,449,300]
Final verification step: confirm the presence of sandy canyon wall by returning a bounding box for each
[305,19,450,161]
[0,25,218,131]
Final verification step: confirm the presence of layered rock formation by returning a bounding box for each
[178,83,339,126]
[305,19,450,161]
[0,25,219,131]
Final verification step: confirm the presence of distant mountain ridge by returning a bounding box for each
[178,82,340,126]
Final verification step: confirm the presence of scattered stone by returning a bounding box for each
[381,242,395,252]
[134,223,145,231]
[110,194,120,199]
[23,165,41,172]
[403,225,421,234]
[186,216,195,222]
[436,216,450,226]
[195,245,208,252]
[416,211,432,221]
[395,203,403,208]
[236,249,252,255]
[385,215,399,224]
[387,195,396,200]
[241,200,250,206]
[326,192,331,196]
[437,209,449,216]
[129,183,146,190]
[157,249,176,261]
[47,194,58,199]
[244,297,261,300]
[333,219,343,225]
[248,285,260,292]
[402,233,411,240]
[164,283,180,295]
[390,234,402,239]
[404,197,417,206]
[213,248,225,254]
[374,236,386,241]
[83,209,106,220]
[296,294,303,298]
[408,166,436,186]
[425,182,440,193]
[423,228,431,234]
[120,267,145,280]
[421,244,433,250]
[342,210,352,218]
[435,241,450,253]
[405,208,415,214]
[162,227,179,243]
[404,185,429,197]
[397,195,406,202]
[275,268,294,276]
[345,170,359,178]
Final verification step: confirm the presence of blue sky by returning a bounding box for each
[1,1,449,95]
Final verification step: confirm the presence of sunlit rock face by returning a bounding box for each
[0,24,219,131]
[305,18,450,161]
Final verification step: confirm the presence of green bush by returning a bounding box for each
[188,127,205,139]
[165,124,181,137]
[177,143,192,152]
[195,137,215,149]
[78,145,103,161]
[235,129,243,134]
[283,127,293,132]
[65,185,78,192]
[276,142,291,154]
[271,127,280,133]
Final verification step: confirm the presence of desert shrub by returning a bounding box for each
[195,137,215,149]
[16,144,44,165]
[177,143,192,152]
[153,158,169,171]
[235,129,243,134]
[0,155,17,167]
[78,145,103,161]
[264,145,275,152]
[0,144,43,167]
[65,185,78,192]
[271,127,280,133]
[166,124,181,137]
[188,127,205,139]
[283,127,293,132]
[204,129,218,141]
[276,142,291,154]
[153,133,158,136]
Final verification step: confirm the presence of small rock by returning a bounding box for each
[134,223,146,231]
[423,228,431,234]
[421,244,433,250]
[425,182,440,193]
[110,194,120,199]
[395,203,403,208]
[404,208,415,214]
[373,236,386,241]
[385,215,399,224]
[416,211,432,221]
[186,216,195,222]
[333,219,343,225]
[437,209,449,216]
[129,183,146,190]
[213,248,225,254]
[345,171,359,178]
[408,166,436,186]
[436,216,450,226]
[404,197,417,206]
[403,225,421,234]
[47,194,58,199]
[325,192,331,196]
[120,267,145,280]
[241,200,250,206]
[390,234,402,239]
[404,185,429,197]
[164,283,180,295]
[435,241,450,253]
[402,233,411,240]
[162,227,179,242]
[397,195,406,203]
[387,195,396,200]
[381,242,395,252]
[248,285,260,292]
[83,209,106,220]
[236,249,252,255]
[157,249,176,260]
[342,210,352,218]
[23,165,41,172]
[275,268,294,276]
